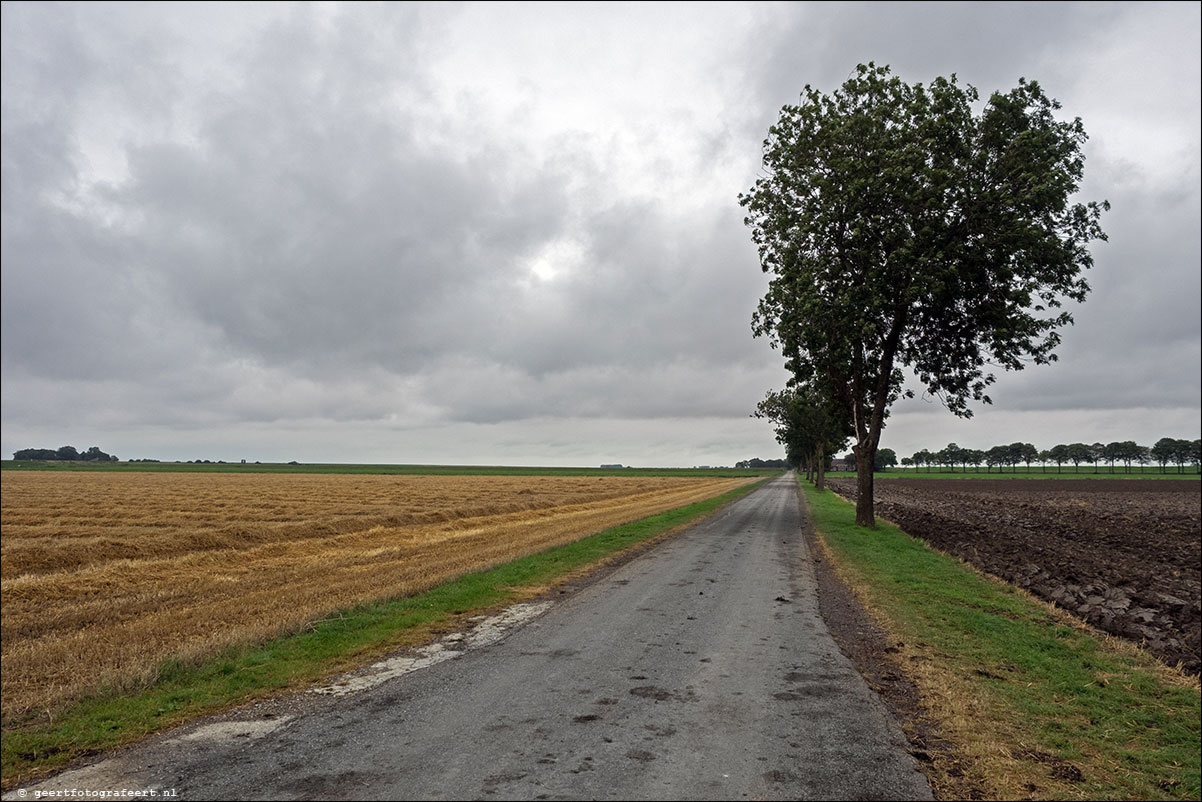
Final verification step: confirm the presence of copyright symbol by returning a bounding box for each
[17,790,27,798]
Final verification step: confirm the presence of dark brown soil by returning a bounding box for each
[826,478,1202,675]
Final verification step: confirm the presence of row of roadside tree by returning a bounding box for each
[897,438,1200,474]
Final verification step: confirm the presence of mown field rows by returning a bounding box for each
[1,472,754,721]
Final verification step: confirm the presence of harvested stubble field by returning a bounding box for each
[826,477,1202,674]
[1,471,753,721]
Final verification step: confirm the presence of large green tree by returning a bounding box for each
[742,63,1107,526]
[1066,442,1093,472]
[1048,444,1070,473]
[874,447,898,471]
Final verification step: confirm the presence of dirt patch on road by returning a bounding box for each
[826,478,1201,675]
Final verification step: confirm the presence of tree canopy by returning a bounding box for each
[754,383,851,489]
[12,445,118,462]
[742,63,1108,525]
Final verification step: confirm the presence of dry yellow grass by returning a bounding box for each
[1,471,752,720]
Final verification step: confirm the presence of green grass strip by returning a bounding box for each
[801,480,1200,800]
[1,478,769,787]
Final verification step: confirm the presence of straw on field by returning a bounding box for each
[1,472,752,720]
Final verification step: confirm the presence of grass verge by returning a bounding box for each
[801,479,1200,801]
[1,477,768,789]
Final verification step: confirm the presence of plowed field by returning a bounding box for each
[825,478,1201,674]
[1,472,753,719]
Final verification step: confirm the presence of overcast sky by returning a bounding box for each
[2,1,1199,466]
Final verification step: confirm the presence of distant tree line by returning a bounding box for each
[735,457,792,469]
[895,438,1201,474]
[11,446,118,462]
[836,448,899,472]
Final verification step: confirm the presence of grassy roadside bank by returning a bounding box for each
[800,479,1200,801]
[1,477,769,789]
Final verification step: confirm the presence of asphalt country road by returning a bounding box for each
[9,475,932,800]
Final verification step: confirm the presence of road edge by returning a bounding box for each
[795,480,982,801]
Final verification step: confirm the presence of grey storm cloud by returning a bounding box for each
[2,2,1198,464]
[749,1,1117,111]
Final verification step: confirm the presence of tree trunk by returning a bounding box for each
[853,443,875,527]
[815,442,826,492]
[849,307,903,529]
